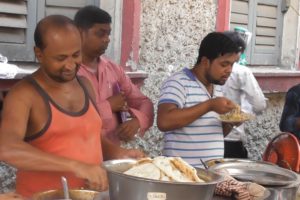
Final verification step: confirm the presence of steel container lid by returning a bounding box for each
[208,161,299,186]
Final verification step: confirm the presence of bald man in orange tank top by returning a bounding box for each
[0,15,144,198]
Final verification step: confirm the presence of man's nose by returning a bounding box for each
[225,66,232,74]
[103,35,110,44]
[65,57,77,70]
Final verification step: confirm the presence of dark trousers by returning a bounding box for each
[224,140,248,158]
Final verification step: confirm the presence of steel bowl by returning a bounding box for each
[31,189,109,200]
[103,159,224,200]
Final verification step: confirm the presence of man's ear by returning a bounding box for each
[201,57,210,67]
[77,27,85,40]
[34,46,43,63]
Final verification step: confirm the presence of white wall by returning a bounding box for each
[99,0,123,63]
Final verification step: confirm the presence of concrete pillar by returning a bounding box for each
[216,0,231,32]
[120,0,141,71]
[99,0,123,64]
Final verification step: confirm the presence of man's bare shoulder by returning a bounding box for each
[77,76,96,101]
[4,78,38,103]
[77,76,92,91]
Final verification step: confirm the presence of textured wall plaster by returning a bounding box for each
[0,162,16,192]
[245,93,284,160]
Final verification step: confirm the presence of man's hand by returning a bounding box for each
[117,148,145,159]
[107,92,127,112]
[73,163,108,191]
[209,97,236,114]
[116,118,140,142]
[0,193,24,200]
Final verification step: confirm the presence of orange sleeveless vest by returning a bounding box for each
[16,78,103,198]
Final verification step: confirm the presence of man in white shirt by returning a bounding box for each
[222,31,267,158]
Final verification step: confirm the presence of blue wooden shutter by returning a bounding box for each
[250,0,282,65]
[37,0,99,20]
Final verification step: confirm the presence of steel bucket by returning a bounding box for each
[103,159,224,200]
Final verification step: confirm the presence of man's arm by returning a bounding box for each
[280,87,300,138]
[240,67,266,113]
[157,97,235,132]
[0,83,107,191]
[157,75,235,131]
[101,135,144,161]
[107,65,154,141]
[118,67,154,134]
[78,76,145,159]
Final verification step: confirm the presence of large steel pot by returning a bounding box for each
[208,160,300,200]
[103,159,224,200]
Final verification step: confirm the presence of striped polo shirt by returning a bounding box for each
[158,68,224,168]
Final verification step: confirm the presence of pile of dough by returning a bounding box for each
[124,156,205,183]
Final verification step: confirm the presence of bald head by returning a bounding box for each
[34,15,77,50]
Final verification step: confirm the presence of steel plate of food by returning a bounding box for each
[219,105,254,123]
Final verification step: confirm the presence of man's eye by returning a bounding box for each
[97,30,111,37]
[56,56,66,61]
[73,53,80,58]
[221,62,231,67]
[97,31,106,37]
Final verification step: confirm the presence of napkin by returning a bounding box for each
[214,170,266,200]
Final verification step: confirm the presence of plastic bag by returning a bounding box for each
[0,54,18,79]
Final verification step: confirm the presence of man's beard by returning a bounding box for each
[48,63,80,83]
[206,73,225,85]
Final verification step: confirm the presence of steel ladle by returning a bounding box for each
[61,176,71,200]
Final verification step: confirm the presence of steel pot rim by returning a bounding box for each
[103,158,224,185]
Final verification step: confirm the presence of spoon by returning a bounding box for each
[61,176,70,200]
[200,158,208,169]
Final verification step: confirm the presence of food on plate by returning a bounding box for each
[124,156,205,183]
[219,105,253,122]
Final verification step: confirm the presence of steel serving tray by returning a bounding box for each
[209,161,298,186]
[205,158,275,168]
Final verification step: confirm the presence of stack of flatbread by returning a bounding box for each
[124,156,205,183]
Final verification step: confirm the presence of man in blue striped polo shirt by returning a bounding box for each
[157,32,242,168]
